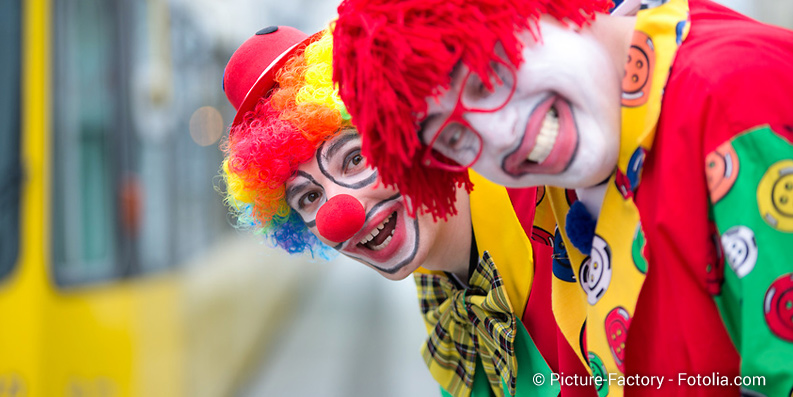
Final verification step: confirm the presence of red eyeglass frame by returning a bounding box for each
[420,59,518,172]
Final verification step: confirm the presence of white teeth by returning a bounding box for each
[370,234,393,251]
[358,212,394,245]
[527,107,559,164]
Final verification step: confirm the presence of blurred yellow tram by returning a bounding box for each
[0,0,310,395]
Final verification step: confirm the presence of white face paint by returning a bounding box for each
[422,17,622,189]
[285,130,468,280]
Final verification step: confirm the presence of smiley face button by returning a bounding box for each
[580,235,612,305]
[588,352,610,397]
[621,31,655,107]
[764,273,793,342]
[705,141,740,204]
[758,160,793,232]
[720,225,758,279]
[605,306,632,374]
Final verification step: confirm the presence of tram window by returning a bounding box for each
[50,0,232,284]
[134,7,231,270]
[52,1,122,285]
[0,0,21,282]
[50,0,234,284]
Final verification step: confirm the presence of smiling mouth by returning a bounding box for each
[357,211,397,251]
[503,96,577,177]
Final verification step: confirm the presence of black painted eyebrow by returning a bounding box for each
[285,181,311,203]
[298,171,323,186]
[324,131,358,161]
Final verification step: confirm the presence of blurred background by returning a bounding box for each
[0,0,790,396]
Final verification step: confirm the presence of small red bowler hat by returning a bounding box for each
[223,26,318,127]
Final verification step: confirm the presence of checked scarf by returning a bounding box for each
[416,251,517,397]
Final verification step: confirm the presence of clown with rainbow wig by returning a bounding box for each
[221,27,479,282]
[217,22,617,397]
[331,0,793,395]
[222,28,345,259]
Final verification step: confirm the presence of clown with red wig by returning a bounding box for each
[219,24,602,397]
[332,0,793,395]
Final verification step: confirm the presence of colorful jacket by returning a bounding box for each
[545,0,793,395]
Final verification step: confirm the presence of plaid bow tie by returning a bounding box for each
[415,251,518,397]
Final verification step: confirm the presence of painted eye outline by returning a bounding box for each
[342,148,366,175]
[297,190,323,211]
[319,135,378,189]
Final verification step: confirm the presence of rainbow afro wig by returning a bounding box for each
[221,28,349,257]
[332,0,613,219]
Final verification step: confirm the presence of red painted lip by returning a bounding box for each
[342,201,412,264]
[347,203,398,246]
[503,95,578,177]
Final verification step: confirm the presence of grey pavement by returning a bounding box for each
[238,256,439,397]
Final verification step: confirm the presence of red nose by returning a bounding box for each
[316,194,365,243]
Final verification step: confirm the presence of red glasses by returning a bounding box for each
[420,59,517,172]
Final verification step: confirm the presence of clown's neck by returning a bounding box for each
[576,182,608,222]
[423,201,473,281]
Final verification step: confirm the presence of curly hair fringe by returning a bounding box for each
[221,28,350,255]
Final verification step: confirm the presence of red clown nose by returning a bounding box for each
[316,194,366,243]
